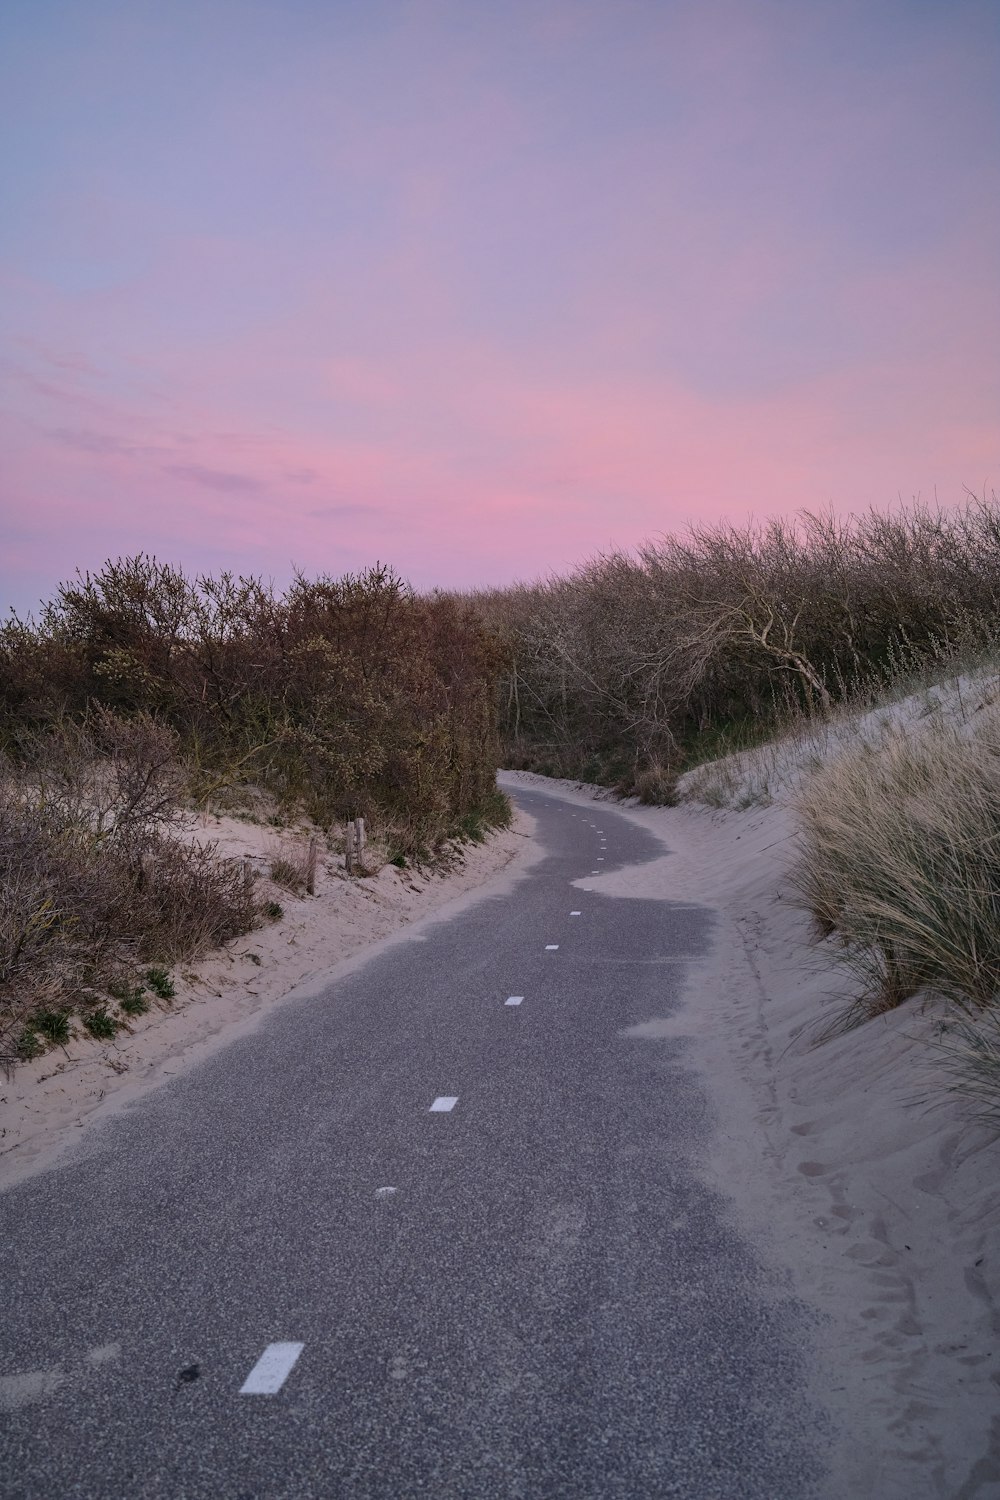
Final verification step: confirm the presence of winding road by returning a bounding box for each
[0,783,829,1498]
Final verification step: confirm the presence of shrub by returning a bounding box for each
[0,557,506,859]
[632,764,679,806]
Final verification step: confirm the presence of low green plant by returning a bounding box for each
[262,899,284,920]
[145,966,175,1000]
[453,812,488,844]
[29,1009,71,1046]
[108,976,150,1015]
[15,1027,44,1060]
[119,990,150,1016]
[83,1007,119,1039]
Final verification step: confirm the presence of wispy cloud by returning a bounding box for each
[161,463,264,494]
[309,503,385,521]
[51,427,133,455]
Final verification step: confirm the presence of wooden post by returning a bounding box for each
[305,837,318,896]
[345,820,354,875]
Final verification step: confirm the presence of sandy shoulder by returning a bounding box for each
[0,807,537,1190]
[501,769,1000,1500]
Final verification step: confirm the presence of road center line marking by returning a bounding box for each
[240,1342,304,1395]
[570,911,581,916]
[505,995,524,1006]
[545,944,559,950]
[430,1096,458,1112]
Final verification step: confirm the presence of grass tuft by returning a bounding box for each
[82,1007,119,1040]
[145,966,175,1000]
[15,1027,44,1060]
[29,1009,71,1046]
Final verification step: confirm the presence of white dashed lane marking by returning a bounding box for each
[505,995,524,1006]
[240,1343,304,1395]
[570,911,581,916]
[545,944,559,951]
[429,1096,458,1112]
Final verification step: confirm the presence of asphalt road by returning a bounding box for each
[0,784,829,1498]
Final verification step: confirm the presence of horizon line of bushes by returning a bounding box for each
[467,494,1000,797]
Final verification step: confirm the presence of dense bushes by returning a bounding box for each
[477,497,1000,788]
[1,559,505,851]
[0,559,508,1057]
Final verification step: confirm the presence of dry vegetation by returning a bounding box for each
[6,498,1000,1113]
[794,713,1000,1019]
[0,560,509,1061]
[476,495,1000,794]
[787,699,1000,1118]
[471,495,1000,1117]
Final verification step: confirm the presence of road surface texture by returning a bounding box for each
[1,784,830,1498]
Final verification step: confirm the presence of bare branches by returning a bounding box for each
[483,496,1000,787]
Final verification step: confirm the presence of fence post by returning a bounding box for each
[345,820,354,875]
[305,837,318,896]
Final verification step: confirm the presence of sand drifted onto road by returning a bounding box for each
[0,808,537,1189]
[501,769,1000,1500]
[4,769,997,1495]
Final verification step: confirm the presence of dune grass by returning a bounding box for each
[788,702,1000,1116]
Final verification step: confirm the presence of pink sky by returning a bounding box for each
[1,0,998,613]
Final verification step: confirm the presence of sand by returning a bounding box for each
[0,808,538,1189]
[500,768,1000,1499]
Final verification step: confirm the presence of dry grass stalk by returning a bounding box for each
[791,710,1000,1037]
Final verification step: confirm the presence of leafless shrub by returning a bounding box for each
[14,708,184,843]
[0,719,258,1056]
[479,495,1000,785]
